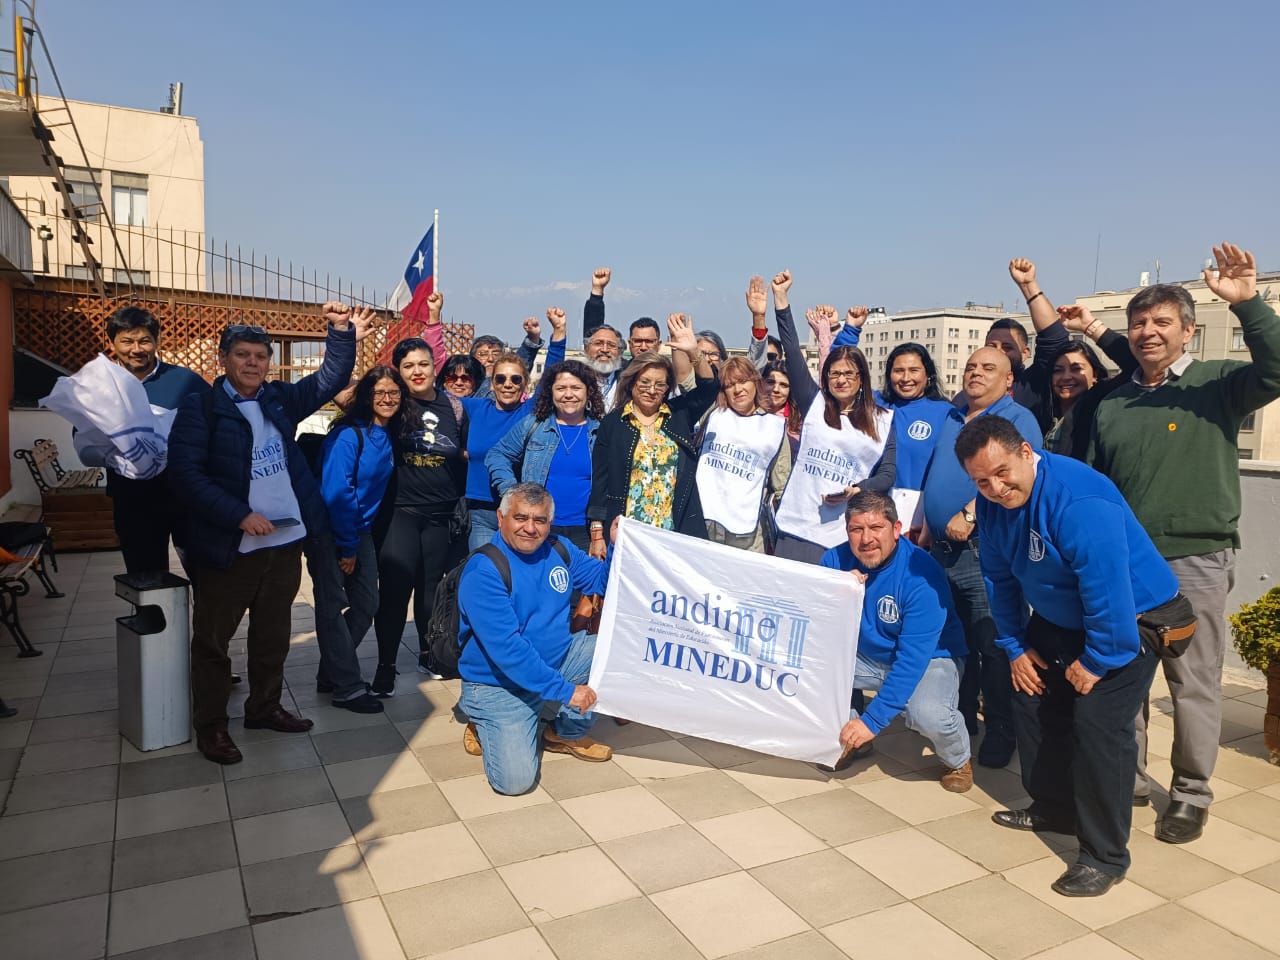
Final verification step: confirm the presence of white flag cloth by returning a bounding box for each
[40,354,169,480]
[591,519,863,766]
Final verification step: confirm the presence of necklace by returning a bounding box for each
[555,420,586,454]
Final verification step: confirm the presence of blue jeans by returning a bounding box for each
[852,654,970,768]
[468,507,499,551]
[459,629,597,795]
[304,530,378,700]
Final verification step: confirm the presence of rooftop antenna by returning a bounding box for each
[160,81,182,115]
[1092,232,1102,291]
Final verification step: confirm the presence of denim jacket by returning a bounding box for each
[484,412,601,496]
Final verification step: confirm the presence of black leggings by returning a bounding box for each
[374,508,460,664]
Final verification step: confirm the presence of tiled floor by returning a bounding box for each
[2,549,1279,959]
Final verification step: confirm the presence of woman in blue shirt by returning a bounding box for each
[878,343,953,541]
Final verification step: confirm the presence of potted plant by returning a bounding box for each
[1228,585,1280,765]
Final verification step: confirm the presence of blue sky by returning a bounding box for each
[33,0,1280,346]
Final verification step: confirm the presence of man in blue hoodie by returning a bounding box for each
[821,491,972,791]
[458,482,614,795]
[956,415,1176,898]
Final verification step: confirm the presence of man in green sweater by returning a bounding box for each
[1088,242,1280,844]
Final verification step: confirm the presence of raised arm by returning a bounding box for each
[422,292,447,367]
[516,316,542,370]
[583,266,610,340]
[667,312,712,380]
[1009,258,1059,333]
[746,275,770,370]
[772,270,819,409]
[1058,304,1139,378]
[831,306,866,349]
[1205,243,1280,414]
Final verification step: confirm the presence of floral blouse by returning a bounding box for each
[622,401,678,529]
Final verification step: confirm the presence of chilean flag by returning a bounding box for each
[381,226,434,361]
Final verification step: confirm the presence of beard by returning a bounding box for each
[587,356,622,376]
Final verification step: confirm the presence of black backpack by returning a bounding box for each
[427,538,572,678]
[298,422,364,481]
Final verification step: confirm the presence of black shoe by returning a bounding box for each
[316,677,335,694]
[1051,863,1123,898]
[0,698,17,719]
[977,730,1016,768]
[231,673,243,685]
[1155,800,1207,844]
[992,809,1075,834]
[371,663,397,698]
[332,692,384,714]
[417,652,445,680]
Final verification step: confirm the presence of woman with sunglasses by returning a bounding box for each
[769,271,896,564]
[308,366,406,713]
[485,359,606,551]
[456,309,567,550]
[587,313,716,557]
[439,354,485,398]
[695,356,791,552]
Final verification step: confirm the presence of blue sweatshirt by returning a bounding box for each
[977,450,1179,676]
[821,538,966,734]
[319,422,394,554]
[921,395,1042,537]
[459,337,566,504]
[458,532,610,701]
[881,394,953,490]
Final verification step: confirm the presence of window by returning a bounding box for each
[946,358,957,369]
[1238,448,1254,460]
[63,264,93,280]
[1231,327,1245,351]
[970,329,980,339]
[271,339,325,383]
[909,329,919,339]
[947,343,959,353]
[111,268,150,285]
[1241,413,1256,431]
[111,171,148,227]
[926,327,936,338]
[894,331,904,341]
[946,374,957,386]
[63,166,102,218]
[948,327,960,338]
[1189,330,1202,352]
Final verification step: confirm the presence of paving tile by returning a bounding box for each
[310,723,406,764]
[36,686,117,718]
[919,808,1075,872]
[775,787,910,846]
[498,845,640,922]
[436,773,553,821]
[967,764,1033,808]
[0,797,115,859]
[221,734,321,781]
[750,848,901,927]
[3,762,117,814]
[586,719,673,750]
[609,738,714,780]
[601,822,740,893]
[252,897,406,960]
[117,751,223,798]
[677,735,771,769]
[412,740,489,781]
[360,818,488,900]
[1099,902,1275,960]
[1121,829,1233,899]
[383,869,529,957]
[395,713,467,750]
[116,782,228,839]
[917,873,1086,959]
[225,765,335,819]
[1210,790,1280,842]
[1143,811,1280,873]
[425,928,555,959]
[43,668,118,695]
[0,717,30,748]
[13,731,119,777]
[342,781,459,840]
[0,841,113,914]
[241,845,376,918]
[465,802,593,867]
[559,784,683,842]
[107,868,247,956]
[826,749,915,786]
[822,900,993,960]
[722,930,849,960]
[539,898,703,960]
[694,806,827,869]
[1246,857,1280,894]
[721,758,842,806]
[535,750,638,799]
[119,736,198,763]
[1024,933,1142,960]
[0,892,108,960]
[1178,876,1280,953]
[234,800,355,865]
[299,703,395,735]
[325,751,432,798]
[837,826,988,898]
[650,871,809,959]
[113,821,239,890]
[108,926,257,960]
[1210,737,1280,790]
[0,746,19,778]
[638,769,764,822]
[1003,855,1164,928]
[848,769,985,824]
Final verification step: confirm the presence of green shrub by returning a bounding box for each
[1229,586,1280,673]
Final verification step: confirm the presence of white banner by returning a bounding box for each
[590,519,863,766]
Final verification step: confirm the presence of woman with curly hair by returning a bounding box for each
[486,358,605,550]
[761,359,804,458]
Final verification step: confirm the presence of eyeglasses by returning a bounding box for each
[766,352,781,362]
[372,389,402,400]
[587,339,620,350]
[701,352,723,362]
[827,370,860,383]
[473,349,501,361]
[635,380,669,394]
[493,374,525,386]
[444,372,474,382]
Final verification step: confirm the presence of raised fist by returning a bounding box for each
[591,267,612,295]
[1008,258,1037,286]
[523,316,541,340]
[322,301,352,326]
[844,306,869,329]
[771,270,792,294]
[1056,304,1097,334]
[546,307,568,336]
[426,291,443,322]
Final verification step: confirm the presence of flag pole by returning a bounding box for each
[433,208,440,294]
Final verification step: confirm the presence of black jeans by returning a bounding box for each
[1013,613,1159,876]
[374,508,461,664]
[112,477,177,575]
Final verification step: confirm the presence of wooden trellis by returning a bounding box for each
[14,280,476,382]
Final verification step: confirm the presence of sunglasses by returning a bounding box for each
[219,323,270,350]
[493,374,525,386]
[444,372,474,382]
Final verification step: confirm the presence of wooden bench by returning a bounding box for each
[13,440,117,550]
[14,438,104,493]
[0,507,63,657]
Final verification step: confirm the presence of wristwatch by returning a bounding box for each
[962,508,976,524]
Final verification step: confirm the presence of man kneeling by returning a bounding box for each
[821,491,973,791]
[458,482,613,794]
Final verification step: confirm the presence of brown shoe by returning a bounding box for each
[463,722,483,756]
[818,741,873,773]
[543,728,612,762]
[940,759,974,793]
[197,727,243,765]
[243,705,314,733]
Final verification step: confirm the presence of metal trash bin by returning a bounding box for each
[116,572,191,751]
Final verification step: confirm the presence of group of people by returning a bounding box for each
[84,241,1277,901]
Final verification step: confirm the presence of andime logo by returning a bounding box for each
[1028,530,1045,562]
[877,595,900,624]
[907,420,932,441]
[549,566,570,593]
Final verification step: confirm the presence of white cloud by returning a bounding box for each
[467,280,644,301]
